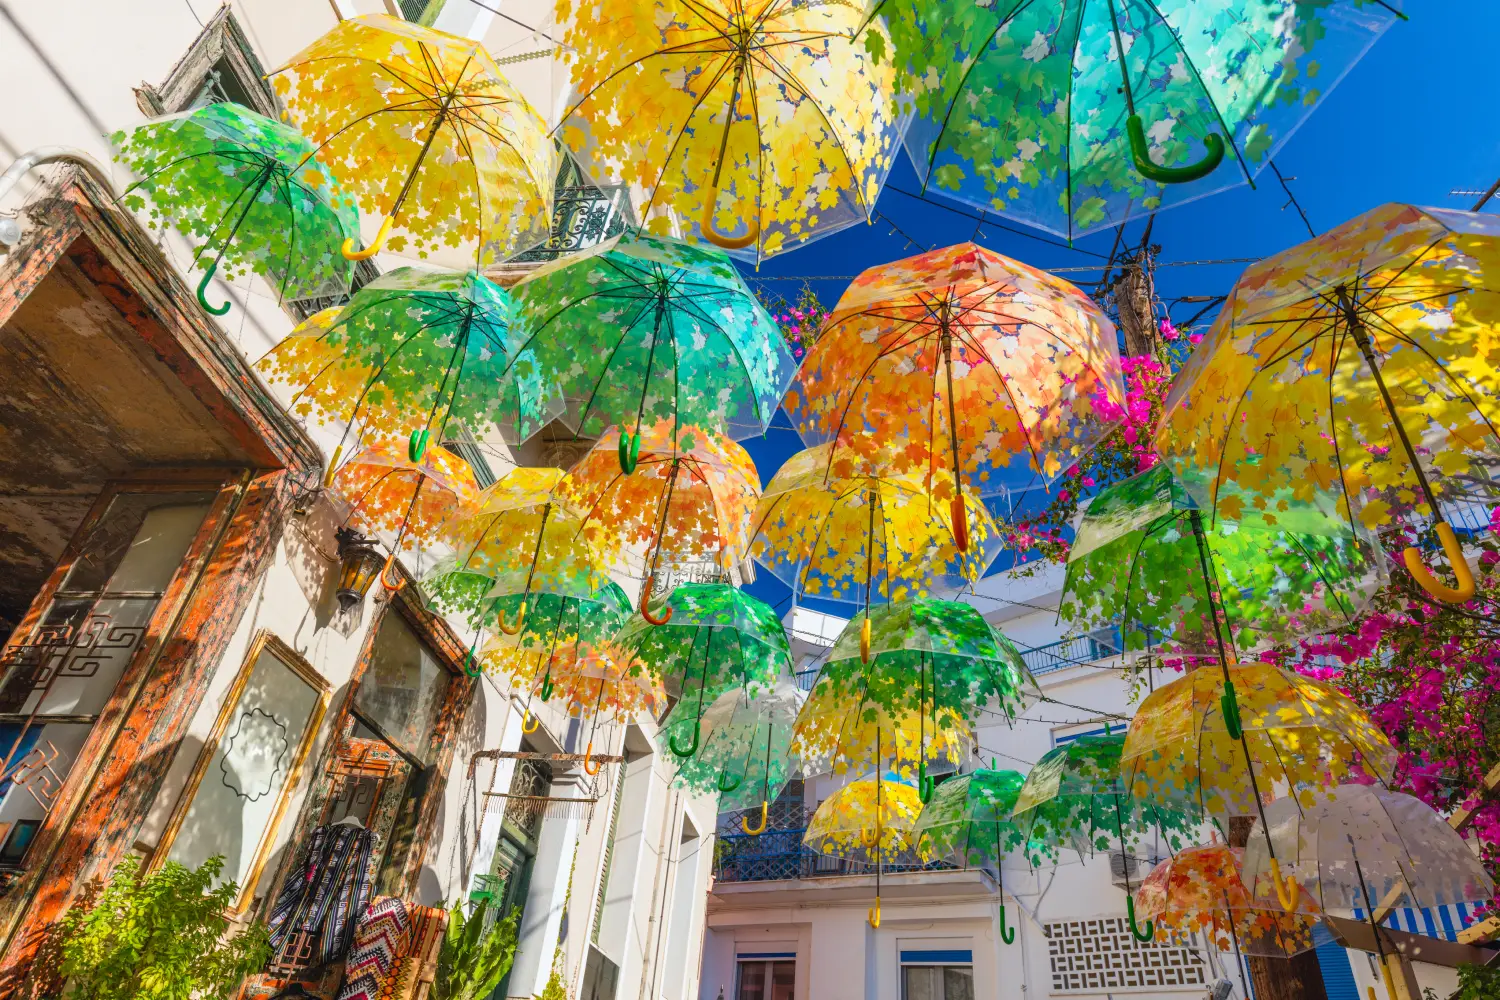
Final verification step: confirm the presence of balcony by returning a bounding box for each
[1018,628,1123,676]
[715,827,956,884]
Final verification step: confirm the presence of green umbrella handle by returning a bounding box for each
[1220,679,1243,741]
[1125,896,1155,942]
[539,673,554,701]
[999,904,1016,945]
[408,429,431,464]
[196,260,231,316]
[670,720,700,758]
[618,430,642,475]
[717,770,742,793]
[1126,114,1225,185]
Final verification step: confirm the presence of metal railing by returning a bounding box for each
[1019,629,1122,675]
[714,828,956,884]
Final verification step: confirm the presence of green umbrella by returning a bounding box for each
[667,675,805,832]
[793,599,1040,790]
[615,583,790,758]
[111,102,359,315]
[259,267,561,474]
[914,768,1032,943]
[509,232,797,472]
[1011,733,1198,941]
[870,0,1401,239]
[1060,463,1381,663]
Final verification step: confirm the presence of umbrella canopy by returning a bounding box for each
[615,583,789,758]
[750,442,1001,607]
[424,468,610,631]
[478,582,633,702]
[1061,464,1383,658]
[509,232,797,452]
[329,441,479,578]
[804,770,927,926]
[111,102,358,314]
[550,640,667,722]
[1121,662,1396,821]
[557,424,760,613]
[914,769,1031,870]
[1156,204,1500,604]
[784,243,1124,514]
[1135,844,1320,960]
[259,268,558,468]
[872,0,1399,238]
[667,675,805,817]
[555,0,907,262]
[1244,785,1496,918]
[271,14,554,267]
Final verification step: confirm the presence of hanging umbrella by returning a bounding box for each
[557,424,760,619]
[1244,785,1495,1000]
[554,0,907,262]
[795,600,1038,792]
[1156,203,1500,604]
[667,674,806,831]
[552,639,668,774]
[259,268,559,479]
[1135,843,1320,976]
[804,767,927,927]
[271,14,554,267]
[1061,464,1383,659]
[111,102,358,315]
[870,0,1401,238]
[784,242,1125,543]
[329,440,479,588]
[751,442,1002,626]
[509,232,797,468]
[425,468,609,630]
[1012,733,1199,941]
[913,768,1033,944]
[614,583,789,759]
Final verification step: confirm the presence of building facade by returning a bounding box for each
[0,1,710,997]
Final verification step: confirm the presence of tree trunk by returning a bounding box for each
[1228,817,1330,1000]
[1114,256,1159,359]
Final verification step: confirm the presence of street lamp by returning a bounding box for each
[334,527,384,611]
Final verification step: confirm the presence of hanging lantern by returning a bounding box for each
[334,527,384,611]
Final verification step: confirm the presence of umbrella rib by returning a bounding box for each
[554,40,737,138]
[572,289,672,433]
[628,55,743,232]
[1357,309,1500,448]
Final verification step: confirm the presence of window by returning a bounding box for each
[902,967,974,1000]
[355,613,451,767]
[512,153,637,263]
[736,958,794,1000]
[134,7,279,119]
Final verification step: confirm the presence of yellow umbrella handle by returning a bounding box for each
[1268,857,1301,912]
[700,184,759,251]
[741,801,768,835]
[1403,522,1475,603]
[522,708,540,734]
[868,896,881,929]
[322,444,344,489]
[498,599,527,635]
[860,615,872,663]
[343,216,393,261]
[1379,955,1400,1000]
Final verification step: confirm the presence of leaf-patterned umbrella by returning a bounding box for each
[913,768,1034,944]
[1061,463,1384,660]
[259,268,558,476]
[784,243,1125,541]
[112,102,359,316]
[804,768,927,928]
[557,424,760,619]
[555,0,907,263]
[1012,733,1199,942]
[509,232,797,466]
[1155,204,1500,605]
[614,583,789,758]
[552,639,668,774]
[871,0,1399,238]
[271,14,554,267]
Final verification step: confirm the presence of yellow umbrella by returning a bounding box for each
[271,14,554,267]
[554,0,907,263]
[803,767,927,928]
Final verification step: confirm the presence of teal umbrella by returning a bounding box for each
[509,232,796,472]
[870,0,1401,238]
[111,102,359,314]
[614,583,790,758]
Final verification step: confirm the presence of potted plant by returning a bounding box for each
[433,898,520,1000]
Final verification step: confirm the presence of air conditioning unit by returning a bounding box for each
[1108,849,1159,887]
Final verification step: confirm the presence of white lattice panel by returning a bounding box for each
[1044,917,1208,994]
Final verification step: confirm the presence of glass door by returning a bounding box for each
[737,960,795,1000]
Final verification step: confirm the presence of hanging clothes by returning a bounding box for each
[335,896,410,1000]
[270,823,376,965]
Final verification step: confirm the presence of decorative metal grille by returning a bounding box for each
[1043,917,1208,994]
[285,258,381,323]
[512,156,635,263]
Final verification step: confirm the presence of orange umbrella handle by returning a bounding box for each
[641,575,674,625]
[379,552,403,592]
[498,599,527,635]
[583,742,602,775]
[1404,522,1475,604]
[343,215,392,261]
[950,495,969,553]
[740,801,768,835]
[700,184,759,250]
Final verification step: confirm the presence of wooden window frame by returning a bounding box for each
[134,6,280,118]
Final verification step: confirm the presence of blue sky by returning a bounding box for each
[735,0,1500,620]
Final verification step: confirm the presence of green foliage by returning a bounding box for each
[51,854,270,1000]
[434,900,520,1000]
[538,968,569,1000]
[1448,963,1500,1000]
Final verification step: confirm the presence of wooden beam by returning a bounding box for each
[1449,760,1500,833]
[1458,917,1500,947]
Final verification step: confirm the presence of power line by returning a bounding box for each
[739,257,1262,282]
[884,185,1112,258]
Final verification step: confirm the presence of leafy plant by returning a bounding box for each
[433,899,519,1000]
[1450,963,1500,1000]
[51,853,270,1000]
[538,968,568,1000]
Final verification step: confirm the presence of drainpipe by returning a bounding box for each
[0,146,116,248]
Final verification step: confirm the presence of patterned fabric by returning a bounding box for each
[270,824,376,965]
[382,905,447,1000]
[336,897,410,1000]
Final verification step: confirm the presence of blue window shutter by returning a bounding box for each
[1314,933,1359,1000]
